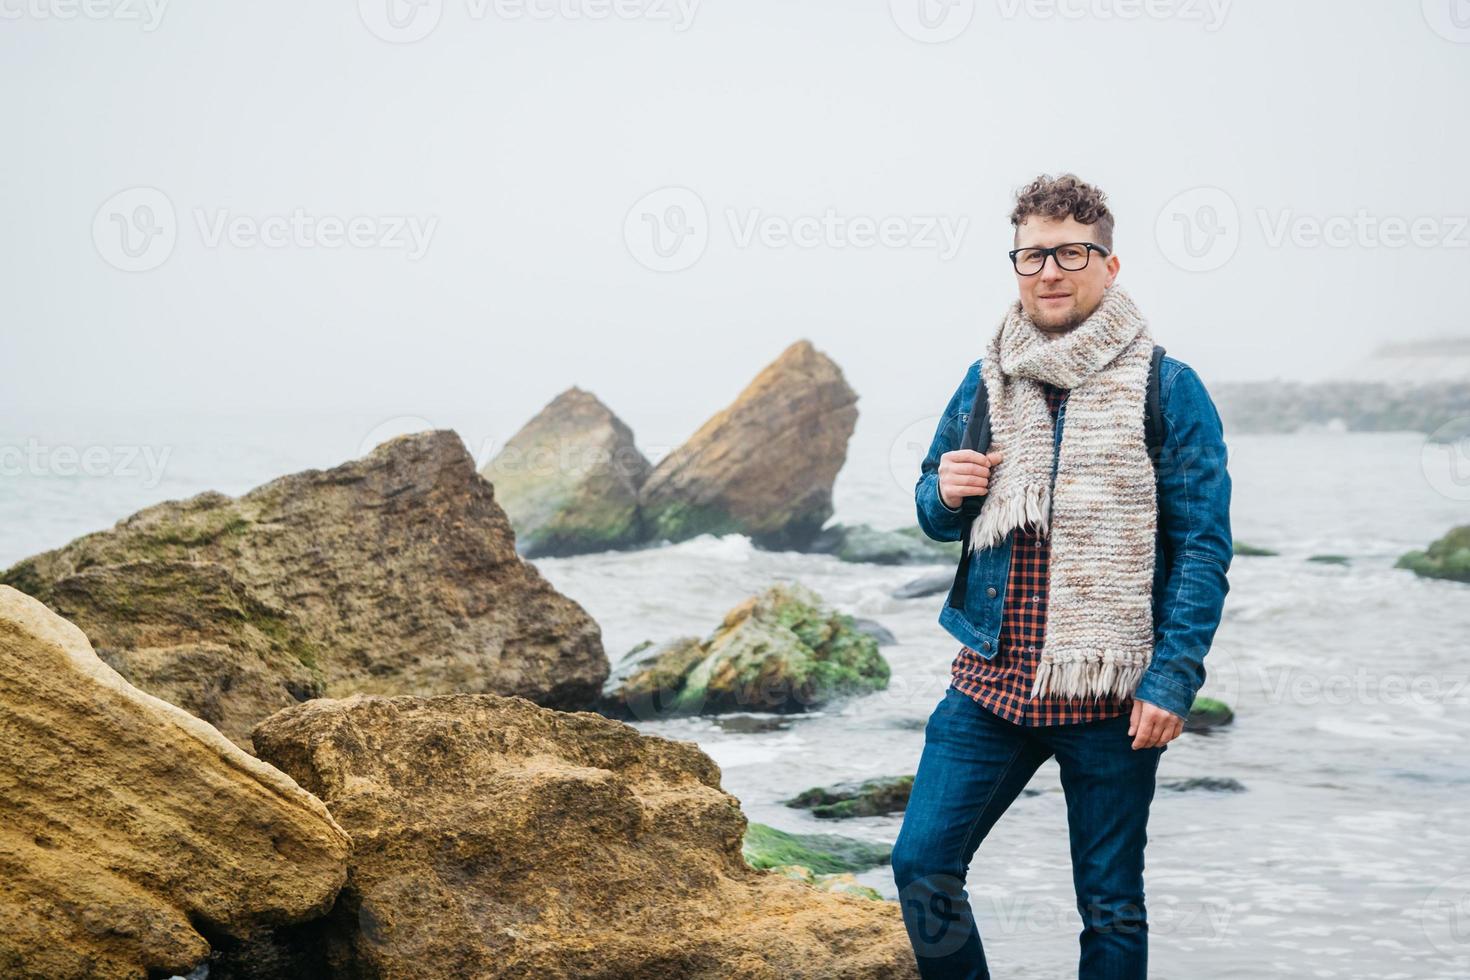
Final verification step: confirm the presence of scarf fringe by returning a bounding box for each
[968,481,1050,553]
[1030,654,1148,701]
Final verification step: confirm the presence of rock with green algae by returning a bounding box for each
[785,775,915,819]
[599,582,890,719]
[807,523,961,565]
[742,822,892,874]
[1234,541,1278,556]
[1184,696,1234,732]
[0,431,607,749]
[1396,525,1470,584]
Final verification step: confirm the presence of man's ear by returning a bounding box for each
[1104,253,1121,287]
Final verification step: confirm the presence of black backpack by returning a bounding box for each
[946,344,1167,612]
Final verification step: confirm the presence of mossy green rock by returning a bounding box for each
[1307,554,1350,565]
[742,823,891,874]
[1184,696,1234,732]
[808,523,961,565]
[601,583,890,719]
[1396,525,1470,584]
[1234,542,1278,557]
[785,775,915,819]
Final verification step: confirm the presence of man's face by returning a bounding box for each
[1014,215,1121,335]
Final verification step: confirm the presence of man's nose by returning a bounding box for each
[1039,254,1066,280]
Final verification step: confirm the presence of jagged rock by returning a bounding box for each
[599,583,890,719]
[785,775,915,820]
[0,586,349,980]
[892,572,953,600]
[251,693,918,980]
[480,387,652,558]
[808,523,961,565]
[1,431,607,748]
[638,340,859,551]
[1396,525,1470,584]
[710,714,794,734]
[1158,776,1247,793]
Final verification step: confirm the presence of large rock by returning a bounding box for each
[638,340,859,550]
[251,693,918,980]
[0,585,350,980]
[1,430,607,747]
[600,582,891,719]
[480,387,652,558]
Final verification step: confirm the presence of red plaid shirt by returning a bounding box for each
[950,381,1135,726]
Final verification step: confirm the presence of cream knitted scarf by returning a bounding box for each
[969,284,1157,702]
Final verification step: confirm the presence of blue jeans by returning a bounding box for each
[891,686,1167,980]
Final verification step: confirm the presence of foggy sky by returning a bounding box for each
[3,0,1468,443]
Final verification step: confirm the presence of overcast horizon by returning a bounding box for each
[4,1,1468,436]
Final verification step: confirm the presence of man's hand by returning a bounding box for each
[1129,699,1184,749]
[938,449,1004,510]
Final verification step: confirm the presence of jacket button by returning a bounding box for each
[981,640,992,651]
[986,586,997,598]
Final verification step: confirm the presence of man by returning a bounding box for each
[891,173,1233,980]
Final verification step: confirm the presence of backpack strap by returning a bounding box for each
[1144,344,1166,470]
[945,345,1167,613]
[946,375,991,611]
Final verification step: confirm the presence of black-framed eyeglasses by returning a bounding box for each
[1009,242,1110,275]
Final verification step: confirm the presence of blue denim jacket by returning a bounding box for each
[915,355,1233,720]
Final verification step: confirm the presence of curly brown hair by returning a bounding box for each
[1010,173,1115,251]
